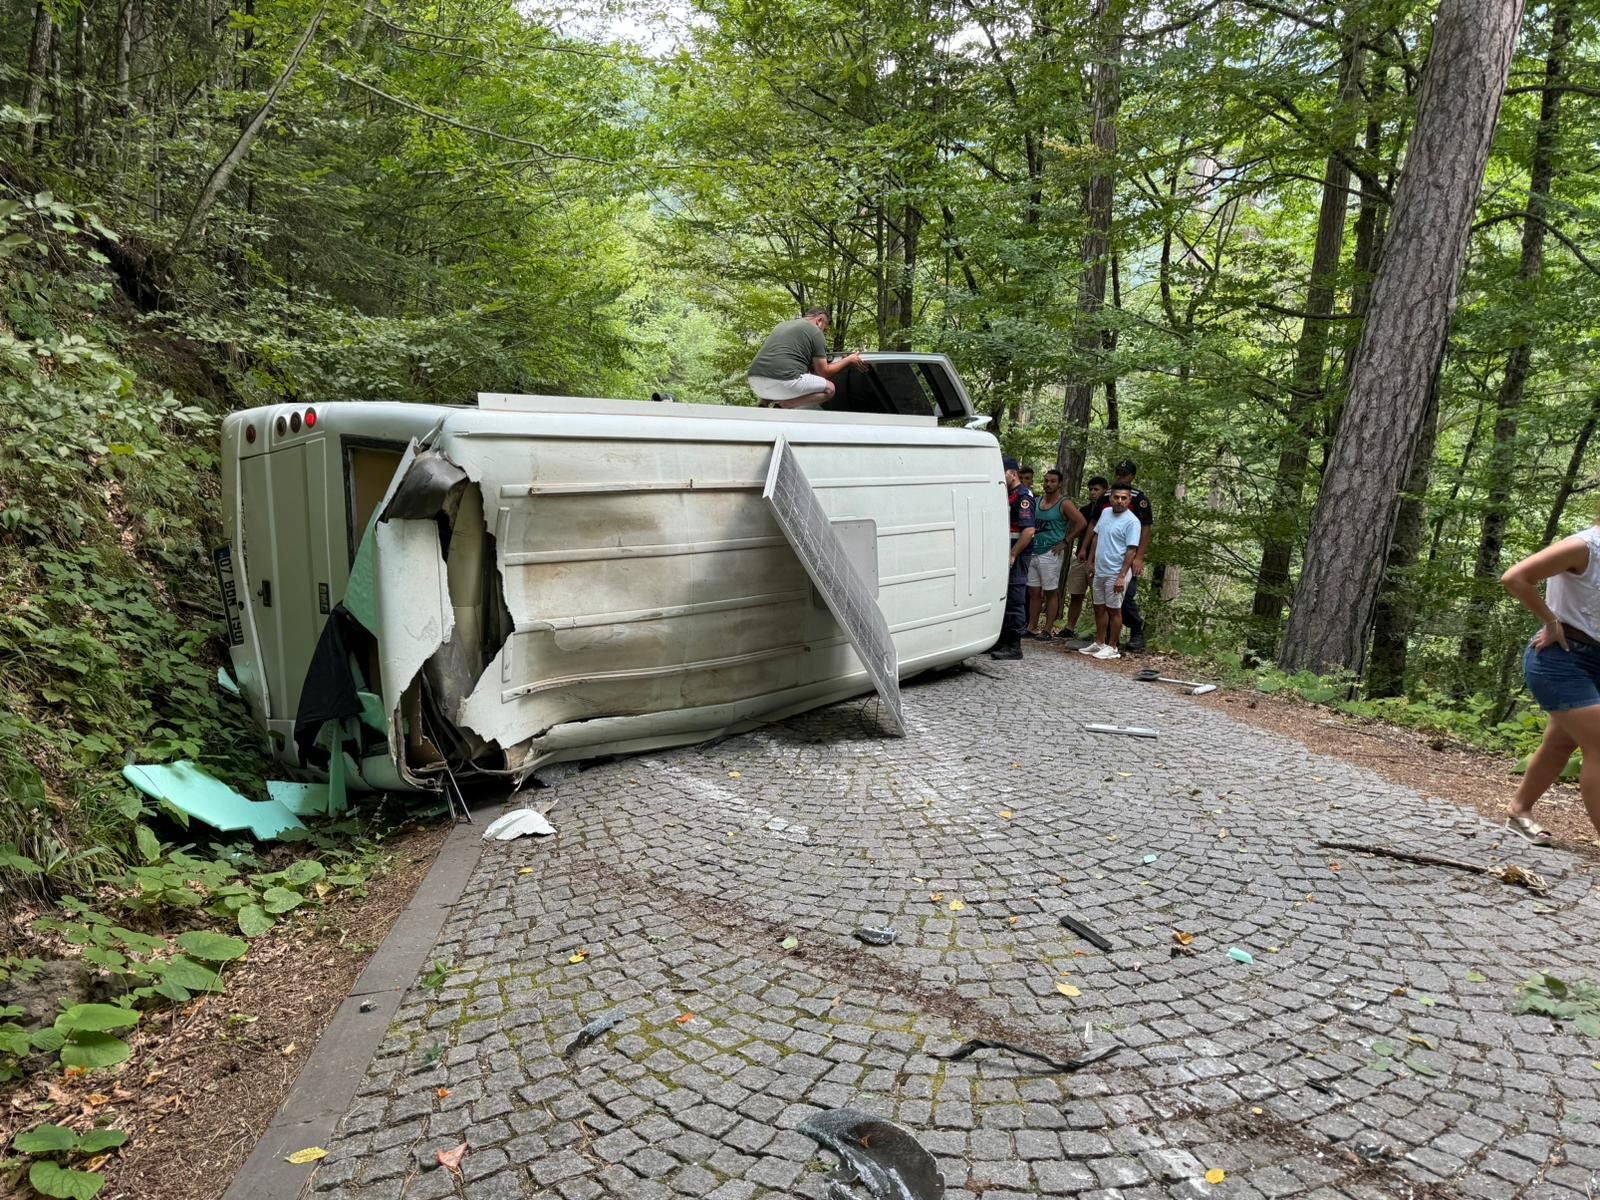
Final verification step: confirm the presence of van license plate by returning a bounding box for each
[213,545,245,646]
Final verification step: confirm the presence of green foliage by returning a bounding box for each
[1515,974,1600,1040]
[1159,632,1555,761]
[0,1005,33,1082]
[175,931,248,962]
[10,1121,128,1200]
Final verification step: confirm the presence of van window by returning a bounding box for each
[343,440,406,565]
[825,357,973,422]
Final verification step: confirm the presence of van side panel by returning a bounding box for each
[223,399,1006,784]
[439,417,1004,769]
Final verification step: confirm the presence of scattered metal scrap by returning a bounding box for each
[934,1038,1116,1074]
[561,1010,623,1059]
[1133,668,1217,695]
[1059,915,1114,952]
[797,1108,943,1200]
[1083,722,1158,739]
[1315,840,1549,894]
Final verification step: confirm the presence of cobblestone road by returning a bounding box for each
[309,654,1600,1200]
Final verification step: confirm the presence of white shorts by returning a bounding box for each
[1027,548,1064,590]
[1091,574,1126,609]
[748,373,829,403]
[1065,557,1092,595]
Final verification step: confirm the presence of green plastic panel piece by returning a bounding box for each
[121,762,305,840]
[265,781,332,817]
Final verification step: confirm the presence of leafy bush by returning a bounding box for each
[1514,973,1600,1039]
[0,189,258,904]
[8,1120,128,1198]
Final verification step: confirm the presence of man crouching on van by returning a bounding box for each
[747,308,867,409]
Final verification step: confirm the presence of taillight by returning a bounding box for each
[289,411,302,433]
[245,424,256,444]
[304,408,317,428]
[275,416,287,436]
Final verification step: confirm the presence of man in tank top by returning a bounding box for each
[1024,468,1086,640]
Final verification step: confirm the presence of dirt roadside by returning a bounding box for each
[1043,641,1599,848]
[1,820,451,1200]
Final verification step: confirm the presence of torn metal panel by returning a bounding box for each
[796,1109,943,1200]
[762,436,904,735]
[367,442,457,785]
[379,448,469,523]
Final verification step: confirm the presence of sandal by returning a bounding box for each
[1506,814,1553,846]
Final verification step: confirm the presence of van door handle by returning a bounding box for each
[259,579,272,608]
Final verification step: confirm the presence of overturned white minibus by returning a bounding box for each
[217,354,1007,794]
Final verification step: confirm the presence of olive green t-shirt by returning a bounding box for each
[748,319,828,380]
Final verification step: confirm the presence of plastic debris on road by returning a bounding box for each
[797,1108,944,1200]
[1083,722,1158,739]
[482,809,556,840]
[853,926,898,946]
[562,1010,623,1058]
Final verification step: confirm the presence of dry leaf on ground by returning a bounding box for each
[437,1143,468,1177]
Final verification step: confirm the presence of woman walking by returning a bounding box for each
[1501,518,1600,843]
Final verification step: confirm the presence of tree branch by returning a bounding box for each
[170,5,327,258]
[329,69,620,165]
[1474,210,1600,277]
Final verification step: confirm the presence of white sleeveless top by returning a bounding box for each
[1546,526,1600,642]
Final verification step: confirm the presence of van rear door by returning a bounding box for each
[239,441,338,725]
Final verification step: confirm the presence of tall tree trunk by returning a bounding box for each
[1427,390,1489,564]
[1542,389,1600,546]
[72,6,85,155]
[1279,0,1527,676]
[1248,31,1363,653]
[1367,379,1441,697]
[20,1,54,155]
[168,5,326,261]
[1054,0,1120,497]
[1104,253,1121,435]
[1460,1,1572,664]
[895,204,920,350]
[116,0,132,110]
[1345,58,1390,353]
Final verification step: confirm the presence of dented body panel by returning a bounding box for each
[220,384,1006,791]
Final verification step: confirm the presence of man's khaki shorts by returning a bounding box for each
[1065,556,1092,595]
[748,373,829,403]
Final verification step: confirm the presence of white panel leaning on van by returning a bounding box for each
[216,353,1007,794]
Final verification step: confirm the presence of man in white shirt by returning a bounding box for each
[1078,485,1141,660]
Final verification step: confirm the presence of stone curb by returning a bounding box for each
[221,815,485,1200]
